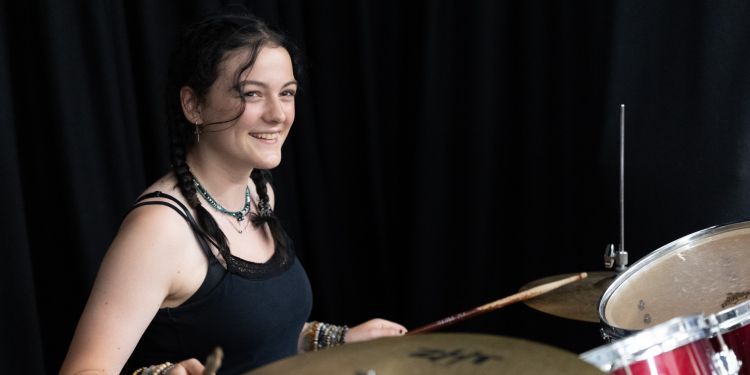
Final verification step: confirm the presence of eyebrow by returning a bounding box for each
[237,80,298,89]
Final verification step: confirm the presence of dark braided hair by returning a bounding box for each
[165,12,300,258]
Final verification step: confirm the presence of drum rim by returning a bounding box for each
[598,219,750,337]
[711,300,750,334]
[581,314,710,372]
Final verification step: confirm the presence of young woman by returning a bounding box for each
[60,12,406,375]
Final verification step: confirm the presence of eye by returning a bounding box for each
[280,89,297,97]
[242,91,261,99]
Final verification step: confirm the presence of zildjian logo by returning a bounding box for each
[410,348,503,366]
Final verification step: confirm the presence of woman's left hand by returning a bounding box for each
[345,318,407,343]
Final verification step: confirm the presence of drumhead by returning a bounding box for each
[581,314,709,372]
[600,220,750,338]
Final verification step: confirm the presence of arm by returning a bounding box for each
[60,205,206,374]
[297,319,407,353]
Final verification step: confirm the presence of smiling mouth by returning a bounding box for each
[249,132,279,141]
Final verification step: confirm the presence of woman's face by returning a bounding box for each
[195,45,297,171]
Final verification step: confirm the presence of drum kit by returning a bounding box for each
[241,105,750,374]
[243,219,750,374]
[578,220,750,374]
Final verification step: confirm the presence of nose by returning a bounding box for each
[262,97,286,124]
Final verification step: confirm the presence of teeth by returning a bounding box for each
[250,133,277,140]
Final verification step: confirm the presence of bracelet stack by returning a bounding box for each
[132,362,174,375]
[304,321,349,351]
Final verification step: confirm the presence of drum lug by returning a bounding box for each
[599,328,612,343]
[712,349,741,375]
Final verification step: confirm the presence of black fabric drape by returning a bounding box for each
[2,1,750,373]
[0,4,45,373]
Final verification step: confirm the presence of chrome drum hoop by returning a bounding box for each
[711,300,750,336]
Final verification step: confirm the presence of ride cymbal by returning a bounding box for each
[519,271,616,323]
[247,333,603,374]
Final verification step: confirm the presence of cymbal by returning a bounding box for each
[247,333,603,374]
[519,271,616,323]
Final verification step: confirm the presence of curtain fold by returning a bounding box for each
[2,1,750,373]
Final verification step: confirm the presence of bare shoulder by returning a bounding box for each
[113,172,195,262]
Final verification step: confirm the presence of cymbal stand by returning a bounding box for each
[604,104,629,273]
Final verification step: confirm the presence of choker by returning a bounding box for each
[193,177,252,222]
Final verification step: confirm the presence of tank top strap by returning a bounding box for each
[130,191,216,261]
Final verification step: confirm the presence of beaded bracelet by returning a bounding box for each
[132,361,174,375]
[304,321,349,351]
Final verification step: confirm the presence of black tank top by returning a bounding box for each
[124,192,313,374]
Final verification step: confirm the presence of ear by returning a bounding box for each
[180,86,202,124]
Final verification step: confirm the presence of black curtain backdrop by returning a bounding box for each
[2,1,750,373]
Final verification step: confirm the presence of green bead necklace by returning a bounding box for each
[193,177,251,222]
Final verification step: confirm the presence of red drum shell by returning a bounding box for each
[709,300,750,375]
[611,340,715,375]
[716,325,750,375]
[581,314,718,374]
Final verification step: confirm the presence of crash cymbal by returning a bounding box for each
[247,333,603,374]
[519,271,616,323]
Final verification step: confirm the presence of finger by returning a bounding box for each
[366,325,403,338]
[375,319,406,329]
[382,326,406,336]
[379,321,408,334]
[178,358,205,375]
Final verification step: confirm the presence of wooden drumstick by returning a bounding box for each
[203,346,223,375]
[407,272,588,335]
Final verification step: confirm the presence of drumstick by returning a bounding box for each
[407,272,588,335]
[203,346,223,375]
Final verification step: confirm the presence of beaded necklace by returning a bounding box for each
[193,177,252,222]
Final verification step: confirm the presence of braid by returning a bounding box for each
[170,135,200,208]
[169,128,231,256]
[250,169,288,250]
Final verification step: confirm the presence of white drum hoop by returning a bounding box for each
[581,314,710,372]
